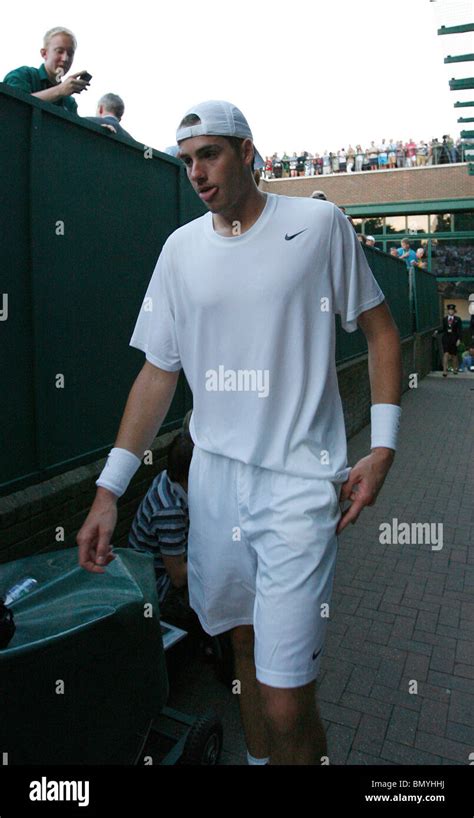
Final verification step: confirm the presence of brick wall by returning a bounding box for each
[259,164,472,207]
[0,330,433,566]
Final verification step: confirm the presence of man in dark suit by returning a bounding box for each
[87,93,135,140]
[438,303,463,377]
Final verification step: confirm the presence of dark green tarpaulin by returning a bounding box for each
[0,548,168,764]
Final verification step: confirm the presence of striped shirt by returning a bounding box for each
[128,470,188,603]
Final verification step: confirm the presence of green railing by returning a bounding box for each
[0,85,431,497]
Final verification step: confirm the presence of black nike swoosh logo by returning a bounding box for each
[312,646,322,661]
[285,229,308,241]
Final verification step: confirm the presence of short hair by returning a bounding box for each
[167,432,194,484]
[401,239,410,246]
[98,93,125,120]
[178,114,255,171]
[43,27,77,50]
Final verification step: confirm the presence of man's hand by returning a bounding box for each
[336,449,394,534]
[59,72,90,97]
[77,487,118,573]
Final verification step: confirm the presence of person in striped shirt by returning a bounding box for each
[128,433,194,616]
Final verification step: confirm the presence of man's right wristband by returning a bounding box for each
[96,447,142,498]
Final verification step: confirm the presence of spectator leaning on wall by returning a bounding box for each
[3,27,90,114]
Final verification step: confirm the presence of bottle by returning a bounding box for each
[0,600,15,648]
[4,578,38,606]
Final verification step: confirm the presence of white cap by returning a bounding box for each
[176,99,264,169]
[366,235,375,242]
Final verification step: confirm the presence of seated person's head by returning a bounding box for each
[167,433,194,491]
[97,93,125,121]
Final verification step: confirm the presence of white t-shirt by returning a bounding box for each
[129,193,385,483]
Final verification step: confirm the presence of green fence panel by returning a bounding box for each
[0,90,37,489]
[413,267,441,331]
[335,247,411,363]
[0,86,202,497]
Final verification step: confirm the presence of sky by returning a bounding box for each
[1,0,472,157]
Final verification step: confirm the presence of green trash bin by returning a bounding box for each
[0,547,168,764]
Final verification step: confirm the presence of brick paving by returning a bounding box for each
[164,372,474,765]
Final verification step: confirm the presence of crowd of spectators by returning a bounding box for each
[264,137,466,179]
[359,235,428,271]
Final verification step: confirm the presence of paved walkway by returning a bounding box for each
[165,372,474,765]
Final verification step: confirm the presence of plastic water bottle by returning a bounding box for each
[4,578,38,606]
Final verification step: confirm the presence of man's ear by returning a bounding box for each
[40,48,47,60]
[242,138,255,167]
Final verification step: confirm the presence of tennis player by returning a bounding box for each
[77,100,402,765]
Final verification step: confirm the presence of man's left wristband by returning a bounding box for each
[96,447,142,499]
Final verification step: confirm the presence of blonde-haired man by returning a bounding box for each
[3,27,90,114]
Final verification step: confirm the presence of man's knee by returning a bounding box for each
[258,682,318,736]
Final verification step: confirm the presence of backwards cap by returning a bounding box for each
[176,100,264,169]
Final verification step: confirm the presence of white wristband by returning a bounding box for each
[371,403,401,451]
[96,447,142,498]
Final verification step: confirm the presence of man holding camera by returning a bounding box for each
[3,26,90,114]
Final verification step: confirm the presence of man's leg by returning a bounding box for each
[258,681,327,765]
[443,350,449,375]
[230,624,270,761]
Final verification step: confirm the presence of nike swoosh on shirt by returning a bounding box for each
[285,229,308,241]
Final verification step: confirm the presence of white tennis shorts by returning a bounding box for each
[187,446,343,688]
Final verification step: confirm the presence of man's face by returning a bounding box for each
[41,34,75,81]
[178,135,251,213]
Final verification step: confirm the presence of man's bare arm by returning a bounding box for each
[337,302,402,533]
[359,300,402,409]
[77,361,180,572]
[114,361,180,458]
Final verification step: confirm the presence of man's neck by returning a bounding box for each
[212,188,267,237]
[44,65,60,85]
